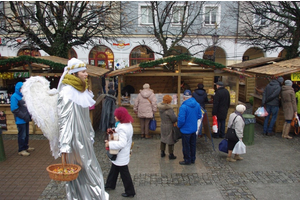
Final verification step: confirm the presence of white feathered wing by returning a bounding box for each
[22,76,60,159]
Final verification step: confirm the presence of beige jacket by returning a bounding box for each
[133,89,157,118]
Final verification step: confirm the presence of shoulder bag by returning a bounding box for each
[225,115,239,141]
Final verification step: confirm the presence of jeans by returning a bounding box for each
[217,119,226,138]
[181,132,196,164]
[263,105,279,133]
[17,123,29,152]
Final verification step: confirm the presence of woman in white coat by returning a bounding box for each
[105,107,136,198]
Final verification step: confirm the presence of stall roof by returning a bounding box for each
[0,56,109,77]
[228,57,283,69]
[246,57,300,77]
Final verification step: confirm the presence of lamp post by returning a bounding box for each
[212,33,219,62]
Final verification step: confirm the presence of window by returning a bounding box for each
[172,6,186,24]
[23,3,35,25]
[0,2,5,28]
[139,5,153,25]
[253,13,267,26]
[204,5,220,26]
[88,2,106,25]
[130,45,154,66]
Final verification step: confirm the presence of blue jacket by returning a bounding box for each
[10,82,31,124]
[177,97,202,134]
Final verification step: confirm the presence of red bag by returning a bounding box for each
[212,115,218,133]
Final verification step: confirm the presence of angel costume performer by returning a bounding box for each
[57,58,107,200]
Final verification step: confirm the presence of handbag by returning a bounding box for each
[173,126,181,143]
[225,116,239,141]
[149,114,157,131]
[106,150,118,161]
[232,140,246,154]
[291,114,300,135]
[219,139,228,153]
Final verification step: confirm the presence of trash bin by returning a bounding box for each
[242,114,256,146]
[0,128,6,162]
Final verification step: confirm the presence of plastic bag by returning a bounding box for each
[254,106,268,117]
[212,115,218,133]
[232,141,246,154]
[196,118,203,136]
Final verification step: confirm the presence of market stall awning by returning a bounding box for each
[0,56,109,77]
[228,57,283,69]
[107,64,140,77]
[246,57,300,77]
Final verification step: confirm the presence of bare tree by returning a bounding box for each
[136,1,221,57]
[0,1,131,58]
[230,1,300,59]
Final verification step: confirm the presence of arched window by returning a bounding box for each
[17,47,41,56]
[89,45,114,69]
[68,48,78,59]
[169,46,190,56]
[129,45,154,66]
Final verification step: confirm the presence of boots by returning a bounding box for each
[284,123,292,139]
[226,157,236,162]
[145,134,152,139]
[18,150,30,156]
[141,134,145,138]
[234,154,243,160]
[169,154,177,160]
[161,150,166,157]
[282,122,287,138]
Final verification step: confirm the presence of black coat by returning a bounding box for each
[212,87,230,120]
[192,89,208,109]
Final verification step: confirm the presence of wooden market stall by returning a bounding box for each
[228,57,283,103]
[246,57,300,133]
[0,56,109,134]
[107,54,248,135]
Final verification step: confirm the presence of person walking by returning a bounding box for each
[57,58,107,200]
[212,81,230,138]
[11,82,34,156]
[262,77,284,136]
[105,107,136,198]
[158,95,178,160]
[99,89,117,132]
[177,90,202,165]
[226,104,246,162]
[281,80,297,139]
[133,83,157,139]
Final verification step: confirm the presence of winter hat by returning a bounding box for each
[277,77,284,84]
[67,58,87,74]
[163,95,172,104]
[114,107,133,123]
[216,81,224,86]
[285,80,292,86]
[183,90,192,97]
[108,89,115,96]
[143,83,150,89]
[197,83,204,89]
[236,104,246,113]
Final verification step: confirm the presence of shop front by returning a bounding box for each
[0,56,109,134]
[107,54,242,136]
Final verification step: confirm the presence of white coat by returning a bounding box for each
[108,123,133,166]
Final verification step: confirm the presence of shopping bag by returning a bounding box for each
[291,114,300,135]
[149,115,157,131]
[218,139,228,153]
[196,118,203,136]
[232,141,246,154]
[212,115,218,133]
[254,106,268,117]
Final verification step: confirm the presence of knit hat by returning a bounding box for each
[114,107,133,123]
[163,95,172,104]
[143,83,150,89]
[183,90,192,97]
[285,80,292,86]
[216,81,224,86]
[197,83,204,89]
[108,89,115,96]
[277,77,284,84]
[236,104,246,113]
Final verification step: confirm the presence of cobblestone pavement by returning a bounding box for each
[4,104,300,200]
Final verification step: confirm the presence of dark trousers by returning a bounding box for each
[181,132,196,164]
[17,123,29,152]
[218,119,226,138]
[160,142,174,154]
[105,163,135,195]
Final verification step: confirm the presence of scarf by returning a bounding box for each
[62,74,87,92]
[235,110,245,122]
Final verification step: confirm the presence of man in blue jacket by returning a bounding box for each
[177,90,202,165]
[10,82,34,156]
[262,77,284,136]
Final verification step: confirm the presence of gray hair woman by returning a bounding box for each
[226,104,246,162]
